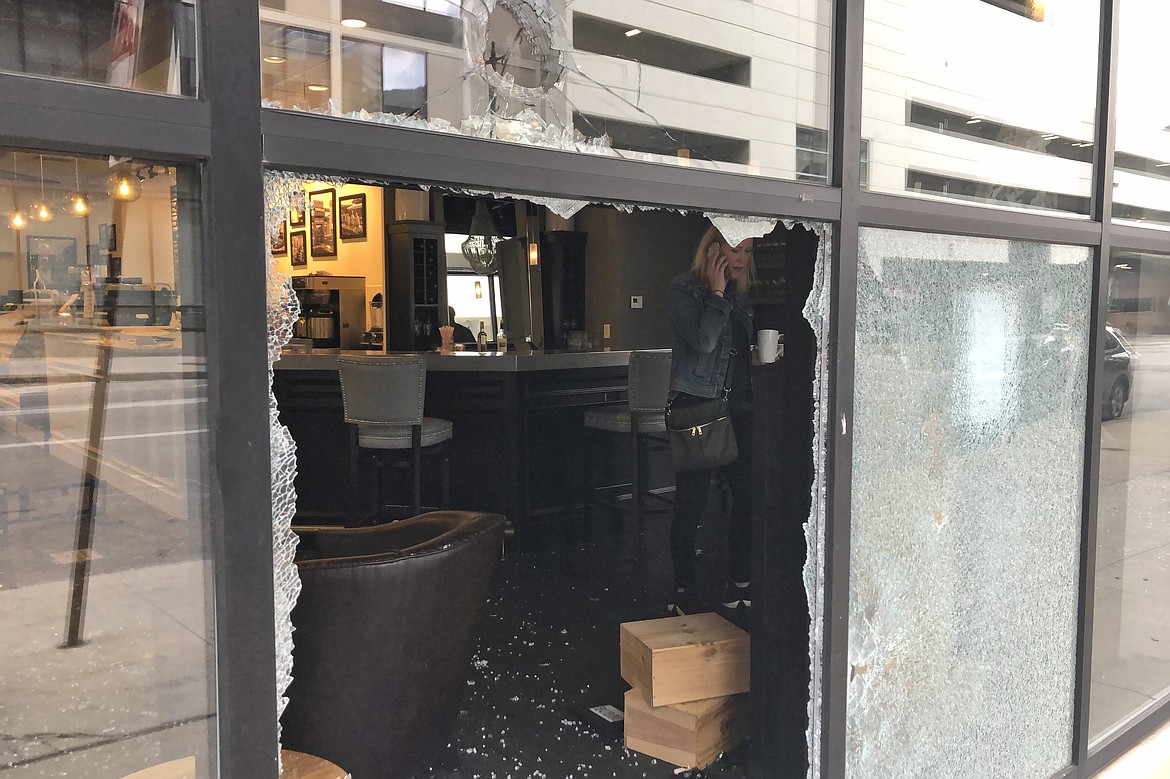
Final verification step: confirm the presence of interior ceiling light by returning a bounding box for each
[307,84,329,92]
[965,117,982,125]
[461,200,502,275]
[341,18,368,28]
[63,158,89,217]
[624,28,642,37]
[106,169,143,202]
[263,55,287,64]
[1156,162,1170,168]
[28,155,53,222]
[1042,133,1059,140]
[7,154,28,231]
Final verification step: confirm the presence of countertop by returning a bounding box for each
[273,347,637,372]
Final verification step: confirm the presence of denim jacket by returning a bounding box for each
[667,271,754,398]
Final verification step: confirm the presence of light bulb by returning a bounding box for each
[106,171,142,202]
[7,210,29,231]
[29,199,54,222]
[64,192,90,217]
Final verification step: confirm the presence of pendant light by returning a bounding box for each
[63,158,90,217]
[461,199,502,274]
[28,154,54,222]
[6,153,29,232]
[106,168,142,202]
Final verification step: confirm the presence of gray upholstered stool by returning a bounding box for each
[337,356,452,520]
[583,350,674,553]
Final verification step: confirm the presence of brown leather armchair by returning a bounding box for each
[282,511,506,778]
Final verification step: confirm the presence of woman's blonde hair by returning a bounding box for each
[690,225,755,293]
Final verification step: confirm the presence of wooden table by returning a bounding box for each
[281,749,349,778]
[120,750,347,778]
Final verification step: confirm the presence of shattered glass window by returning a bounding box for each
[847,228,1091,777]
[257,0,833,181]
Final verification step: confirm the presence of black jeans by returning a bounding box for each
[670,410,752,591]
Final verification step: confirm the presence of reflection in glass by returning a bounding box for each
[260,23,331,110]
[258,0,833,180]
[341,39,427,117]
[1090,250,1170,741]
[0,0,198,96]
[848,228,1092,776]
[863,0,1100,214]
[1112,1,1170,225]
[0,150,215,776]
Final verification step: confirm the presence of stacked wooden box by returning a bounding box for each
[619,613,750,770]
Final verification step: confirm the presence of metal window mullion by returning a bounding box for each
[1072,0,1120,774]
[199,0,278,776]
[821,0,865,775]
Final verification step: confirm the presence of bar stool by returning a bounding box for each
[583,349,674,554]
[337,355,452,520]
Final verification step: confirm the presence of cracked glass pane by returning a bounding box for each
[847,228,1091,777]
[257,0,832,181]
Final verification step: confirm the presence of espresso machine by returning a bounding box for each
[291,275,366,349]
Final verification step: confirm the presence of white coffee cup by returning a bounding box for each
[757,329,783,363]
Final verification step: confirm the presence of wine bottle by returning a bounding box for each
[477,321,488,352]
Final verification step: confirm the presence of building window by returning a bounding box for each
[572,14,751,87]
[379,0,460,18]
[574,112,750,167]
[795,126,869,189]
[260,23,331,110]
[0,0,198,95]
[341,39,427,117]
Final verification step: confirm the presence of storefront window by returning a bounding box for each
[1111,1,1170,226]
[847,228,1092,776]
[1089,249,1170,741]
[0,150,215,776]
[862,0,1100,215]
[258,0,833,181]
[0,0,198,96]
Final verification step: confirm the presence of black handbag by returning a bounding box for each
[665,343,740,474]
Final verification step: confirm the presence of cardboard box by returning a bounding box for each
[620,613,749,707]
[623,687,748,769]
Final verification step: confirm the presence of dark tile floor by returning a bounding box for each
[423,494,752,779]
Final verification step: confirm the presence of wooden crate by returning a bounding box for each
[620,613,749,707]
[624,687,748,769]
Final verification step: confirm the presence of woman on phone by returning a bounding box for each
[665,225,755,617]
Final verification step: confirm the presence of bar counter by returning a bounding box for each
[273,347,670,527]
[274,347,635,372]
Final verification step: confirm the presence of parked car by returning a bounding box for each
[1102,325,1134,420]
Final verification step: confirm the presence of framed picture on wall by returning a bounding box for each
[289,230,307,267]
[271,222,287,255]
[27,236,78,292]
[338,193,366,240]
[289,190,306,227]
[308,189,337,257]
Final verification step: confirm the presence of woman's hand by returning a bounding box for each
[707,254,729,296]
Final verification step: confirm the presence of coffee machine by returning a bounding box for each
[291,275,366,349]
